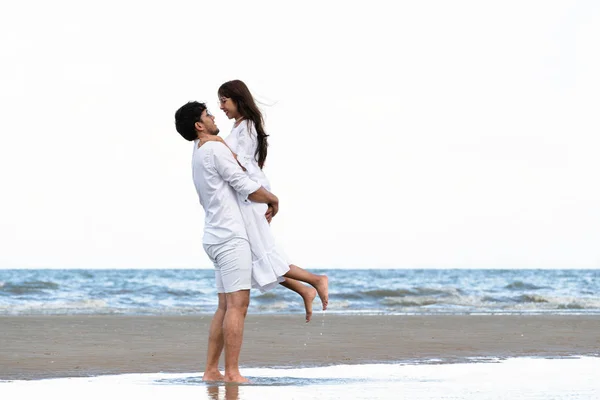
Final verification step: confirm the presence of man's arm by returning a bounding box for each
[211,143,278,216]
[249,187,279,217]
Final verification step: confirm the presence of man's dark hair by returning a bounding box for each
[174,101,207,141]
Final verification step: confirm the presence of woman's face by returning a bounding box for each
[219,96,240,120]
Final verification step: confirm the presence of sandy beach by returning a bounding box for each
[1,314,598,380]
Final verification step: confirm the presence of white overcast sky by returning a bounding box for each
[1,0,599,269]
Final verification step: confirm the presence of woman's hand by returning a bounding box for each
[269,201,278,219]
[199,135,225,146]
[265,205,274,224]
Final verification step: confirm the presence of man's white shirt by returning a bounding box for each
[192,140,261,245]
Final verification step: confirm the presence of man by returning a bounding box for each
[174,101,278,383]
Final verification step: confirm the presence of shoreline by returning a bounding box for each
[1,314,598,380]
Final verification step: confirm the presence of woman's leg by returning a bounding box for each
[279,278,317,322]
[283,265,328,311]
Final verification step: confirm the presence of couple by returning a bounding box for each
[174,80,329,383]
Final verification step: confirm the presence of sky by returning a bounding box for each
[1,0,599,269]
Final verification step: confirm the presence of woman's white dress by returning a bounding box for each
[225,120,291,292]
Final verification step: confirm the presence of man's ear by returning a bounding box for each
[195,121,204,133]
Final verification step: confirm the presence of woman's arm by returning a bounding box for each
[248,187,279,217]
[200,135,246,171]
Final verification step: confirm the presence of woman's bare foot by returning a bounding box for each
[224,373,250,384]
[315,275,329,310]
[301,287,317,322]
[203,370,225,382]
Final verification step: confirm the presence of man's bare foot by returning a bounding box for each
[301,287,317,322]
[224,373,250,384]
[203,370,225,382]
[315,275,329,310]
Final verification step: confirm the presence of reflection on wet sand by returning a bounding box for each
[206,383,239,400]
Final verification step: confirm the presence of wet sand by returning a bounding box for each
[1,314,598,380]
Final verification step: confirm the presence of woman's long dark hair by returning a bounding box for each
[218,80,269,169]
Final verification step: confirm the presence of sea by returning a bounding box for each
[1,268,599,316]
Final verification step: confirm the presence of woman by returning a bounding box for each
[203,80,328,322]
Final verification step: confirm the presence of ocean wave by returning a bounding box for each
[331,292,365,300]
[504,281,549,290]
[0,280,60,295]
[481,296,506,303]
[331,300,351,309]
[256,292,280,299]
[163,289,205,298]
[364,289,415,297]
[256,301,291,311]
[381,297,439,307]
[557,303,585,309]
[514,294,548,303]
[0,299,109,314]
[379,294,600,311]
[0,300,212,316]
[362,287,462,298]
[527,296,600,310]
[95,286,204,298]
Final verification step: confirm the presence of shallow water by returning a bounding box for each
[2,357,599,399]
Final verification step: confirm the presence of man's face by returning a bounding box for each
[196,109,220,135]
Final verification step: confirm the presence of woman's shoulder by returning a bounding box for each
[238,119,257,137]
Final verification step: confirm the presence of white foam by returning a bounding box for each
[1,357,599,399]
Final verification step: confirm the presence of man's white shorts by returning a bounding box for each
[203,238,252,293]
